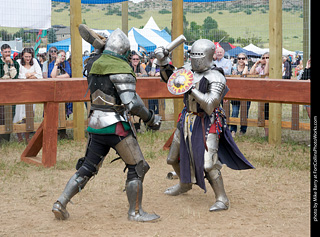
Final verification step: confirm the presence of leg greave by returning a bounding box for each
[126,178,160,222]
[206,170,229,211]
[57,173,89,207]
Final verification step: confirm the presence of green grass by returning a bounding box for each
[0,125,310,179]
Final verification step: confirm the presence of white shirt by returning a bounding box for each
[17,58,43,79]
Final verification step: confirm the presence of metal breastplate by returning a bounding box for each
[88,74,123,111]
[87,72,127,129]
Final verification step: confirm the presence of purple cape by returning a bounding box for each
[179,77,254,192]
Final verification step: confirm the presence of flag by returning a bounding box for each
[34,30,48,57]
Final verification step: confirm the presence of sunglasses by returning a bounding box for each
[132,58,140,61]
[262,57,269,59]
[238,57,246,60]
[50,50,57,53]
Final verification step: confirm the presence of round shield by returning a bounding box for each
[167,69,194,95]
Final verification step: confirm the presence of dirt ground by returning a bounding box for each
[0,130,310,237]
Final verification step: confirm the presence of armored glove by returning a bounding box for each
[153,46,171,66]
[144,110,162,131]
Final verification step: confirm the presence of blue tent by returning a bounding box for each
[47,38,71,52]
[129,28,157,53]
[226,46,261,58]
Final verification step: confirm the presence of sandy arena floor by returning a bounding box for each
[0,145,310,237]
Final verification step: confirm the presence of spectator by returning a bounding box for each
[300,56,311,119]
[14,48,43,143]
[0,44,20,79]
[249,52,269,76]
[0,44,20,143]
[282,55,292,79]
[145,53,160,77]
[130,52,148,77]
[49,49,71,78]
[37,53,47,70]
[300,56,311,81]
[49,49,72,139]
[145,53,161,116]
[230,53,251,137]
[295,60,304,79]
[249,52,269,137]
[213,47,232,75]
[42,46,58,78]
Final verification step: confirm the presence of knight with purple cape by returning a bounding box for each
[154,38,254,211]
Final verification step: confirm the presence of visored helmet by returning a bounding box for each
[190,39,215,72]
[104,28,131,61]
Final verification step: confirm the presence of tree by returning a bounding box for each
[203,16,218,31]
[47,28,57,43]
[0,30,11,41]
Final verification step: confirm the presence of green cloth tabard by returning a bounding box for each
[89,53,135,77]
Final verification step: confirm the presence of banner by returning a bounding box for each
[34,30,48,56]
[0,0,51,29]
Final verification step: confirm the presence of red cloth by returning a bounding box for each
[115,122,129,137]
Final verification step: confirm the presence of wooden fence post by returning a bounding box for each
[70,0,85,141]
[122,1,128,36]
[268,0,282,145]
[172,0,185,122]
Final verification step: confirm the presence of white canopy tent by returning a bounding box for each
[143,16,161,31]
[128,16,172,53]
[243,43,296,56]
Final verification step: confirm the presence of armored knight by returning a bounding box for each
[154,39,254,211]
[52,27,160,222]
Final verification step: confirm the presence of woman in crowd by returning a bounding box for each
[49,49,71,78]
[42,46,58,78]
[249,52,269,137]
[249,52,269,76]
[48,49,72,139]
[130,52,147,77]
[230,53,251,137]
[14,47,42,143]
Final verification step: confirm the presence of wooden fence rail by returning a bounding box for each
[0,77,310,167]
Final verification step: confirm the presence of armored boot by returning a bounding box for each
[164,156,192,196]
[164,158,192,196]
[206,170,229,212]
[52,173,89,220]
[78,24,107,49]
[126,179,160,222]
[164,182,192,196]
[165,128,192,196]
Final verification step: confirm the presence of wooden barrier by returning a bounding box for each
[0,77,310,167]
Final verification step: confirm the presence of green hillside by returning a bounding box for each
[0,0,304,51]
[51,0,303,51]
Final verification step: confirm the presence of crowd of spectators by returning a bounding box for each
[0,43,312,143]
[0,44,72,143]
